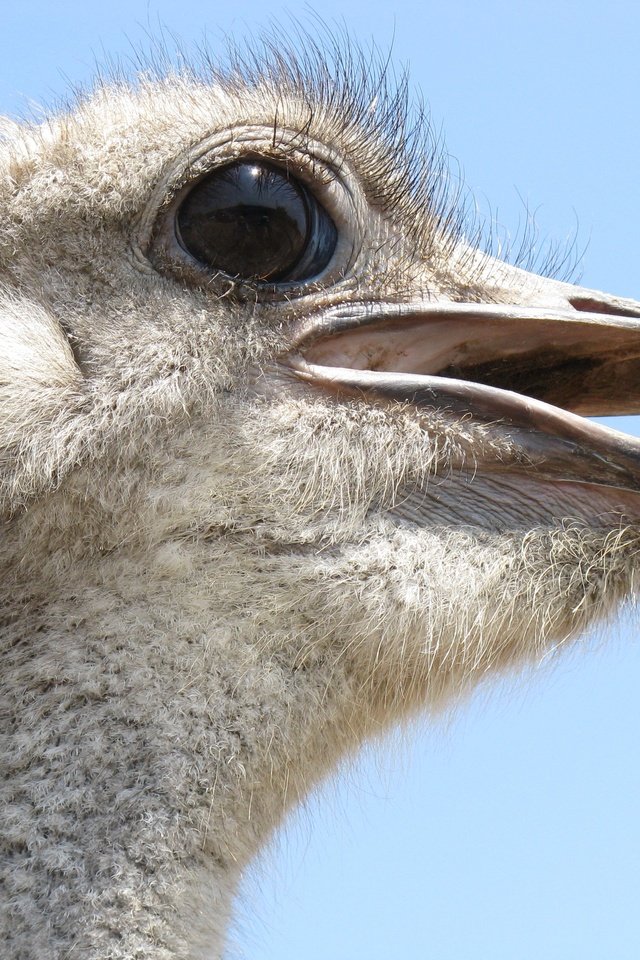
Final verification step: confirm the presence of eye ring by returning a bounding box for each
[138,130,360,302]
[175,160,338,285]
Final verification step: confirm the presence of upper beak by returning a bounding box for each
[285,269,640,493]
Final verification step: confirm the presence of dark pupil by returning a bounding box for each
[177,161,310,282]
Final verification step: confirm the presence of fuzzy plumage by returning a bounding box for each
[1,38,639,959]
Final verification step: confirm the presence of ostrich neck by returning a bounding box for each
[4,463,638,957]
[1,524,361,959]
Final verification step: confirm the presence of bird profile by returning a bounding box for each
[1,34,640,959]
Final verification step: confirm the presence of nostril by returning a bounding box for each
[569,296,640,319]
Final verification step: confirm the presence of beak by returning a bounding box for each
[285,270,640,493]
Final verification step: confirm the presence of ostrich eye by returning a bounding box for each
[176,160,338,284]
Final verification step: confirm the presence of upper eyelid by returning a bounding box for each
[133,126,350,256]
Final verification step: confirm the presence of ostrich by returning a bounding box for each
[2,38,640,959]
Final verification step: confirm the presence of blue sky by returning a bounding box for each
[3,3,640,958]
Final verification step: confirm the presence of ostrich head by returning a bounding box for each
[2,39,640,959]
